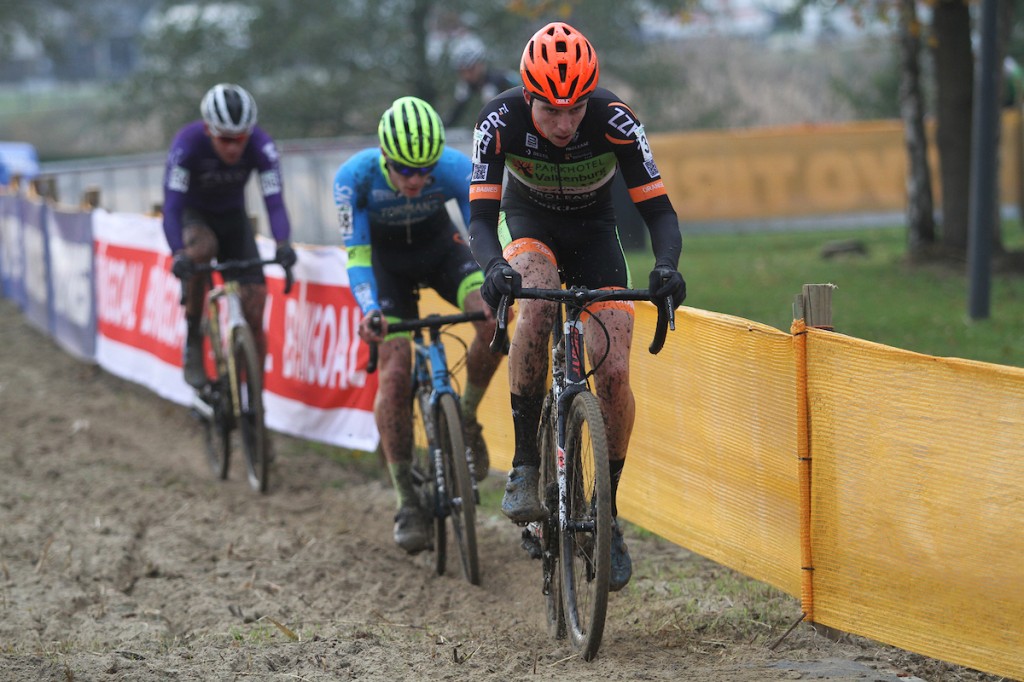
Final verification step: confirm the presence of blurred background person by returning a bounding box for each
[444,34,518,128]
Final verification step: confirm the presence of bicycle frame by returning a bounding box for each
[411,324,463,505]
[204,279,248,420]
[380,311,487,491]
[550,305,590,537]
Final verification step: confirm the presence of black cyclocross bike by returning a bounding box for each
[367,310,486,584]
[491,285,674,661]
[182,257,292,493]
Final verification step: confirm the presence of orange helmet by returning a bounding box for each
[520,22,599,107]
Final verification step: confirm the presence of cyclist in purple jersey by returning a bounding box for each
[333,96,501,554]
[163,83,296,390]
[467,23,686,591]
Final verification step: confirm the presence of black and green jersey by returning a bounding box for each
[467,86,681,273]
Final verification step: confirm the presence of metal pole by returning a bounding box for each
[967,0,1000,320]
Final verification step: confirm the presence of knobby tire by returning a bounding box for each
[412,388,440,561]
[436,393,479,585]
[561,391,611,661]
[203,378,231,481]
[232,325,268,493]
[538,392,565,638]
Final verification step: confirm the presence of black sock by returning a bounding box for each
[510,392,544,468]
[609,458,625,518]
[186,315,202,343]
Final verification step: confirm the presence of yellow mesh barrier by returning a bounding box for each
[620,305,801,597]
[417,291,1024,680]
[804,329,1024,678]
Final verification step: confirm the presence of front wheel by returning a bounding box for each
[437,393,479,585]
[411,387,441,562]
[201,381,231,480]
[538,392,565,638]
[560,391,611,661]
[231,325,268,493]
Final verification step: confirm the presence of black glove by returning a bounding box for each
[275,242,297,269]
[171,252,193,280]
[649,266,686,304]
[480,259,522,310]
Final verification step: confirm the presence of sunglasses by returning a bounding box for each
[387,159,436,177]
[215,133,249,144]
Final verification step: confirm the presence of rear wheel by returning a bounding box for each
[232,325,268,493]
[560,391,611,661]
[538,392,565,638]
[437,392,479,585]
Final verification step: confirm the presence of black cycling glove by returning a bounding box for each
[649,266,686,304]
[480,259,522,310]
[275,242,297,269]
[171,252,193,280]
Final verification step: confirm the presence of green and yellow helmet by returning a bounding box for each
[378,96,445,168]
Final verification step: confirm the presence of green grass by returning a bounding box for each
[627,222,1024,368]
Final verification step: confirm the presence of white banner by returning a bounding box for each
[91,209,377,451]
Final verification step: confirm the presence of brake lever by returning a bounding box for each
[365,311,383,374]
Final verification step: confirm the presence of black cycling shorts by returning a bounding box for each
[372,215,483,320]
[499,204,631,289]
[182,207,265,285]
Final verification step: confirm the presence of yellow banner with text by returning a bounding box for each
[649,112,1021,221]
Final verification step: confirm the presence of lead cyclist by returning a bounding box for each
[467,22,687,592]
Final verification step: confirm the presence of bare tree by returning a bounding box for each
[897,0,936,258]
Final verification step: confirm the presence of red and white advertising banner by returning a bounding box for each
[91,210,378,452]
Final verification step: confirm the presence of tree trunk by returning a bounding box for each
[898,0,935,258]
[409,0,437,103]
[931,0,974,253]
[991,0,1015,253]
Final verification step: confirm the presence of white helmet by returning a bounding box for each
[450,35,487,70]
[200,83,257,136]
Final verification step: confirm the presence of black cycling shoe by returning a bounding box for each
[501,465,546,523]
[183,337,206,388]
[393,505,430,554]
[609,517,632,592]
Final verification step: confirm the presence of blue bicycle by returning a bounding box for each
[367,310,486,584]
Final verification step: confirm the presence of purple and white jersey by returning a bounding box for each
[161,121,291,252]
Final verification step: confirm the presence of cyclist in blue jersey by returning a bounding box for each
[163,83,297,389]
[333,96,502,554]
[468,23,686,591]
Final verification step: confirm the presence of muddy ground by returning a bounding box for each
[0,297,1008,681]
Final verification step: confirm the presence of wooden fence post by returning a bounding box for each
[793,283,835,330]
[793,282,845,642]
